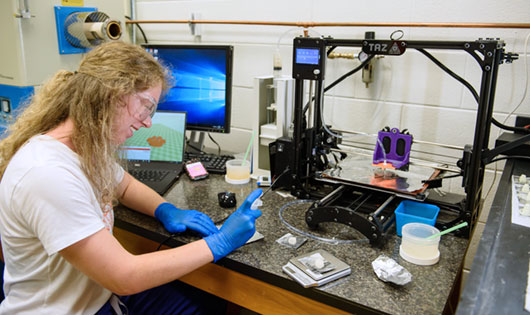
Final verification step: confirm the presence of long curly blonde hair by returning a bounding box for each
[0,41,169,206]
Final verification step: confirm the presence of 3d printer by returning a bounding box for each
[269,35,522,246]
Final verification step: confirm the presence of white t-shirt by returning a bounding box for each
[0,135,124,314]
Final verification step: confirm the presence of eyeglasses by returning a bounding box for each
[133,93,158,121]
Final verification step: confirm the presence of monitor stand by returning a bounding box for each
[187,131,206,153]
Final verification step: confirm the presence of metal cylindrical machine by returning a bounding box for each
[0,1,126,135]
[65,11,122,48]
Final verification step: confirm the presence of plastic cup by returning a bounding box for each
[225,159,251,184]
[399,222,440,265]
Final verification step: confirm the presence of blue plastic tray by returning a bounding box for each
[395,200,440,236]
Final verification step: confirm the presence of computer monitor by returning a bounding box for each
[143,44,233,139]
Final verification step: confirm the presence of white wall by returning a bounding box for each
[0,0,127,86]
[133,0,530,196]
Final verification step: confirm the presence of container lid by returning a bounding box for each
[399,245,440,265]
[402,223,440,244]
[225,175,250,185]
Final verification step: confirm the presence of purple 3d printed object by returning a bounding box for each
[373,127,413,170]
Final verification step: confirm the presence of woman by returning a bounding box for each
[0,41,261,314]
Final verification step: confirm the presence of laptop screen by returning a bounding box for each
[120,111,186,163]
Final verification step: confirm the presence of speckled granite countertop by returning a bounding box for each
[115,174,468,315]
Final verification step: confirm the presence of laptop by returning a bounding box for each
[120,110,187,195]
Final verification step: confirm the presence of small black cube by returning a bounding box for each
[218,191,237,208]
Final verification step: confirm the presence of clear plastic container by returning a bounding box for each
[225,159,251,184]
[399,222,440,265]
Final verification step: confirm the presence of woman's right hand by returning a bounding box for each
[204,189,263,262]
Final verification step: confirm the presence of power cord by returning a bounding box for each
[487,155,530,164]
[184,134,224,156]
[416,47,530,134]
[303,54,375,115]
[124,16,148,44]
[207,133,222,156]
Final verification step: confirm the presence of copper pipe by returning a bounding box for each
[328,52,356,59]
[125,19,530,29]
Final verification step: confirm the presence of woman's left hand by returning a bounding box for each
[154,203,219,236]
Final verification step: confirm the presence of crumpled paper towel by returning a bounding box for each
[372,254,412,285]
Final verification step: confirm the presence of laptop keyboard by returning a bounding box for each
[184,152,235,174]
[130,169,169,182]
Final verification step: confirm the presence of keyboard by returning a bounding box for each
[130,169,169,182]
[184,152,235,174]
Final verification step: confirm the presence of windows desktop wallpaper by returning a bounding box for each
[151,48,227,130]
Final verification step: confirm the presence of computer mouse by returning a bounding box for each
[218,191,236,208]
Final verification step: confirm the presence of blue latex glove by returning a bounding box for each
[154,203,218,236]
[204,188,263,262]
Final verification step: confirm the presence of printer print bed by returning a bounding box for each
[320,155,440,197]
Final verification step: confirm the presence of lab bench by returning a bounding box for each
[114,174,468,314]
[457,159,530,314]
